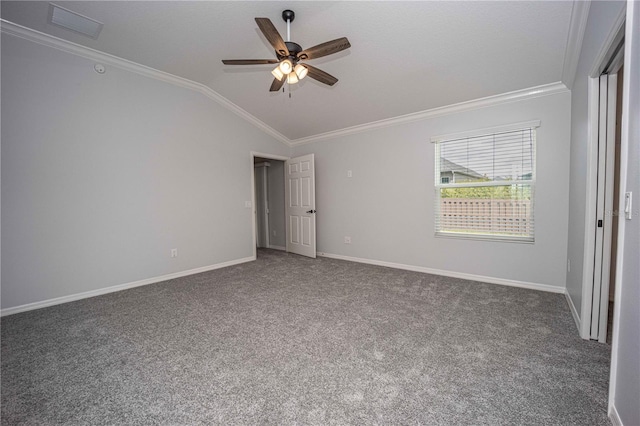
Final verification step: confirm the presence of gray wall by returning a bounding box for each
[292,92,571,289]
[565,0,626,322]
[267,161,286,248]
[1,34,289,309]
[612,1,640,423]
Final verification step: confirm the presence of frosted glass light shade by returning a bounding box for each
[271,66,284,81]
[279,59,293,74]
[294,64,308,80]
[287,73,299,84]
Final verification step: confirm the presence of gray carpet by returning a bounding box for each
[1,249,611,425]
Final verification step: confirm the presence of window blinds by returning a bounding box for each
[434,125,536,242]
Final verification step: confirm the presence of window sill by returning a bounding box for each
[435,232,534,244]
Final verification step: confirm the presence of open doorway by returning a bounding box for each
[251,152,318,259]
[251,152,288,258]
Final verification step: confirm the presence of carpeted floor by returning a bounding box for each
[1,249,611,425]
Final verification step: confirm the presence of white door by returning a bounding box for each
[591,73,618,341]
[285,154,316,258]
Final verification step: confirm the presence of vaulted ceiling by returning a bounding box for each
[1,1,578,141]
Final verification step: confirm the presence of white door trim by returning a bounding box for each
[250,152,290,259]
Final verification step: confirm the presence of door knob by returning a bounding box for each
[306,209,316,214]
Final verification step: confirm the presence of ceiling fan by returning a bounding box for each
[221,10,351,92]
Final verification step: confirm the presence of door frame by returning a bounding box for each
[250,151,289,259]
[579,11,626,340]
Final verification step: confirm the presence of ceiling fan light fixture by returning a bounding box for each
[279,59,293,75]
[271,66,284,81]
[294,64,308,80]
[287,73,299,84]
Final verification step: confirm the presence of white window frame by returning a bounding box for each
[431,120,540,243]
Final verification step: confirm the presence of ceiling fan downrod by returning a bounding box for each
[282,10,294,42]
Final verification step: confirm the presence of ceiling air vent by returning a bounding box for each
[48,3,103,39]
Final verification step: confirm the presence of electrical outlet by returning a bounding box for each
[344,236,351,244]
[245,201,252,208]
[171,248,178,258]
[347,170,353,178]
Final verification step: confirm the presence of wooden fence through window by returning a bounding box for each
[439,198,532,236]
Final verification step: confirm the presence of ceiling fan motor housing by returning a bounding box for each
[277,41,303,63]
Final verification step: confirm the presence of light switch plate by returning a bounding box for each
[624,192,632,219]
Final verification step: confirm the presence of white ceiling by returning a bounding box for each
[1,1,576,141]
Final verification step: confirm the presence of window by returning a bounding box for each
[432,121,538,242]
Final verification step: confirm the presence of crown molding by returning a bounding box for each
[562,0,591,89]
[289,82,569,146]
[0,19,291,146]
[2,19,570,150]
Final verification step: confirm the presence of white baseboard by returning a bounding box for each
[1,256,255,317]
[267,245,286,251]
[565,290,582,335]
[317,252,565,294]
[609,404,623,426]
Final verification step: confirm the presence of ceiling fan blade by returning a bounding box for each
[255,18,289,57]
[222,59,279,65]
[298,37,351,60]
[269,77,286,92]
[302,64,339,86]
